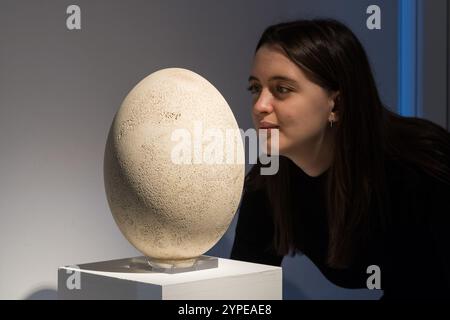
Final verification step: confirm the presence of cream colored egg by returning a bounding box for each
[104,68,245,268]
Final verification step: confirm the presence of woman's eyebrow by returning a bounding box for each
[247,75,298,85]
[268,76,298,84]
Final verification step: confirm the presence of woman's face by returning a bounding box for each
[248,45,337,157]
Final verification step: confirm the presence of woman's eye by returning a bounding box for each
[246,84,261,95]
[276,86,291,94]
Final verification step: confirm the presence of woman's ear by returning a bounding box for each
[330,91,340,108]
[329,91,341,122]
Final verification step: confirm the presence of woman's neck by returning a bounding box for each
[286,129,334,177]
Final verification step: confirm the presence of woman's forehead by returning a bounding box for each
[251,46,308,83]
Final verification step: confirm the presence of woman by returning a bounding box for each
[230,18,450,299]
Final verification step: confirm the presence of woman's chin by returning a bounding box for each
[262,142,285,156]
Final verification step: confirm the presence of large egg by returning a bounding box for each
[104,68,245,268]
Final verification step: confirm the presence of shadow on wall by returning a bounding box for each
[281,255,383,300]
[284,281,308,300]
[24,288,57,300]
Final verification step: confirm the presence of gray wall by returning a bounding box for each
[1,0,399,299]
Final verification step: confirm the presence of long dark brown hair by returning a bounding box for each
[245,19,450,268]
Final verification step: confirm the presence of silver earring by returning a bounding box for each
[329,119,334,128]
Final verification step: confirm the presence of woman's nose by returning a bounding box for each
[253,90,274,115]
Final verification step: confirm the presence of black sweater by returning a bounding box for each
[230,158,450,299]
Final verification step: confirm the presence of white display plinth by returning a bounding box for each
[58,256,282,300]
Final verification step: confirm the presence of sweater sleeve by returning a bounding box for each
[230,187,284,266]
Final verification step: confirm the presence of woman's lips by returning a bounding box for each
[259,121,280,129]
